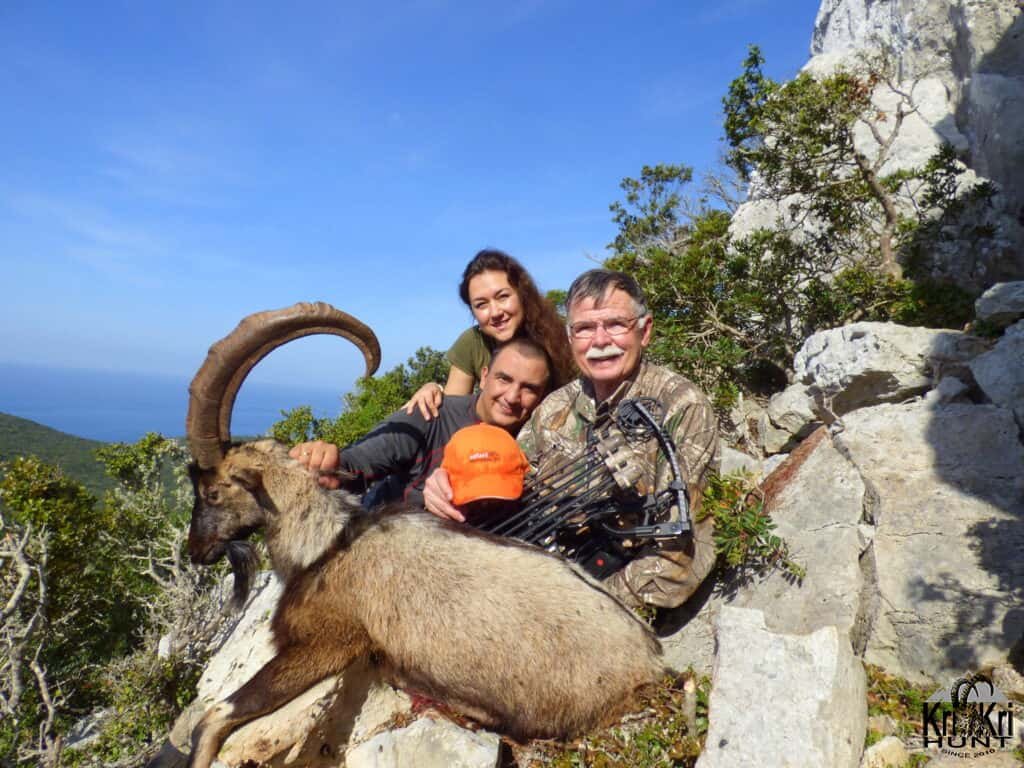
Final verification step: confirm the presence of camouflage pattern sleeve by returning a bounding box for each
[516,413,539,467]
[604,371,719,610]
[515,381,583,472]
[665,394,719,489]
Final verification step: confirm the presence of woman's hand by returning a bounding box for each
[402,381,445,420]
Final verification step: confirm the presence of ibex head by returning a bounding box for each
[185,302,380,606]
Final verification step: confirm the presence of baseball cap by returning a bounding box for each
[442,423,530,505]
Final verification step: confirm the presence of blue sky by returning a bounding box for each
[1,0,822,397]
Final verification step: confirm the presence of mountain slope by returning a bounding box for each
[0,412,112,496]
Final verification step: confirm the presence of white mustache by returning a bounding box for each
[585,345,625,360]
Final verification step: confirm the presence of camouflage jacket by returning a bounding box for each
[517,360,718,609]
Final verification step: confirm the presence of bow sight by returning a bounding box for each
[479,397,691,579]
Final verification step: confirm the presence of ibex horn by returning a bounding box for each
[186,302,381,469]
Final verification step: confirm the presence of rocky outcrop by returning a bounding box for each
[860,736,910,768]
[346,719,500,768]
[663,428,869,673]
[792,322,988,415]
[836,400,1024,682]
[674,308,1024,763]
[976,281,1024,328]
[696,607,866,768]
[733,0,1024,291]
[758,383,819,454]
[811,0,1024,288]
[970,319,1024,429]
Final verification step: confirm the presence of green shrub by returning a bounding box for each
[272,346,449,446]
[701,472,805,581]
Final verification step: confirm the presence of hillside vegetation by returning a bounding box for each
[0,412,112,496]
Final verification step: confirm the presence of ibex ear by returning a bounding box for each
[230,467,263,492]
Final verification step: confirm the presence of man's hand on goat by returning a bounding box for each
[423,468,466,522]
[289,440,342,489]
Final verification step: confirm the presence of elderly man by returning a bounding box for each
[425,269,718,610]
[292,337,551,508]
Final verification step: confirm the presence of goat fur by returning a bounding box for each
[184,440,664,768]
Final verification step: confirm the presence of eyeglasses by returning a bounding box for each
[567,316,643,339]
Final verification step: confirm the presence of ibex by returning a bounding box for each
[182,303,665,768]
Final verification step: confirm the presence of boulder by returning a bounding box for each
[195,574,283,703]
[723,393,765,451]
[793,322,986,414]
[695,607,866,768]
[811,0,1024,279]
[759,383,819,454]
[860,736,909,768]
[762,453,788,477]
[663,428,868,674]
[716,443,760,477]
[976,282,1024,328]
[969,320,1024,428]
[834,401,1024,682]
[346,718,500,768]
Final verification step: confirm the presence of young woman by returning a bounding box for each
[403,249,575,420]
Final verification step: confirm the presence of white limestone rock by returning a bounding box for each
[762,452,788,476]
[834,401,1024,682]
[346,717,500,768]
[922,375,969,406]
[976,281,1024,328]
[716,443,760,477]
[969,319,1024,428]
[860,736,909,768]
[771,0,1024,291]
[759,384,819,454]
[794,322,986,414]
[695,607,866,768]
[663,432,867,675]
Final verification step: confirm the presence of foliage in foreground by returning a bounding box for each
[271,346,449,447]
[864,664,939,766]
[700,471,805,582]
[1,435,228,767]
[522,674,710,768]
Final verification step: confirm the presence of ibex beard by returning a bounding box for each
[184,440,665,768]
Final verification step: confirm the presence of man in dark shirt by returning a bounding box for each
[289,337,551,507]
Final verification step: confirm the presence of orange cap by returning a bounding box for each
[442,424,530,505]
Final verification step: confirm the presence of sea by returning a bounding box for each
[0,362,349,443]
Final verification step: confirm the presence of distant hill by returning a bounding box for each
[0,412,113,497]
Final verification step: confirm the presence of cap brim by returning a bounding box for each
[450,474,524,506]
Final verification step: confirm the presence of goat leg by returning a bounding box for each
[187,639,365,768]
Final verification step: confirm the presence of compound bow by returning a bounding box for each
[478,397,692,579]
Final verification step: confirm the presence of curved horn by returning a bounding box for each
[186,302,381,468]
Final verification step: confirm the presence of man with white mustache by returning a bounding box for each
[425,269,718,611]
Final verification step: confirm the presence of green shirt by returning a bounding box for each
[446,326,495,384]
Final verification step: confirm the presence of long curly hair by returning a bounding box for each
[459,249,576,389]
